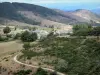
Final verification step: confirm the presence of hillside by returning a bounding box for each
[55,9,100,24]
[0,2,100,26]
[72,9,100,23]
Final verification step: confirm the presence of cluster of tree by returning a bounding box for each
[20,24,100,75]
[88,26,100,36]
[1,26,38,42]
[73,24,100,36]
[34,67,48,75]
[13,69,32,75]
[34,67,57,75]
[0,36,8,42]
[0,26,11,42]
[13,67,57,75]
[38,37,100,75]
[21,31,37,42]
[73,24,92,36]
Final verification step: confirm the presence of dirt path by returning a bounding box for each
[13,55,66,75]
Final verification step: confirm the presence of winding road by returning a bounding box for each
[13,55,66,75]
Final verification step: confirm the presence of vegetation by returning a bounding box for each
[13,68,57,75]
[73,24,92,36]
[3,26,11,34]
[55,60,68,73]
[33,67,48,75]
[21,31,37,42]
[21,35,100,75]
[21,50,40,59]
[88,26,100,36]
[23,42,31,50]
[14,69,32,75]
[13,33,21,39]
[73,24,100,36]
[0,35,8,42]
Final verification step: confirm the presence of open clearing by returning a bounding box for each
[0,40,23,56]
[0,41,35,75]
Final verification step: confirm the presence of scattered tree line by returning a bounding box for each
[73,24,100,36]
[14,67,57,75]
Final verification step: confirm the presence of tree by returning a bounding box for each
[23,42,31,50]
[21,31,37,42]
[14,69,32,75]
[55,60,68,73]
[33,67,48,75]
[29,33,38,41]
[73,24,92,36]
[88,26,100,36]
[3,26,11,34]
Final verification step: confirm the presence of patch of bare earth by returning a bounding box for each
[0,41,37,75]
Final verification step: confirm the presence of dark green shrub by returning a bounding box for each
[14,69,32,75]
[21,31,37,42]
[0,36,8,41]
[34,67,48,75]
[3,26,11,34]
[6,34,12,38]
[13,33,21,39]
[23,42,31,50]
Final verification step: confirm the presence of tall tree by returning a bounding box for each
[3,26,11,34]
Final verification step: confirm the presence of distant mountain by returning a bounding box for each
[0,2,100,26]
[55,9,100,24]
[72,9,100,23]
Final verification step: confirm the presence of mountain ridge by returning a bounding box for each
[0,2,100,26]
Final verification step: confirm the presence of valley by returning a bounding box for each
[0,1,100,75]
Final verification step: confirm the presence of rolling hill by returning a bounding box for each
[0,2,100,26]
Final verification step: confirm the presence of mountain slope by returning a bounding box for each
[0,2,100,26]
[0,2,73,26]
[72,9,100,23]
[55,9,100,24]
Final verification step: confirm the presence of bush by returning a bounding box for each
[47,31,54,37]
[34,67,48,75]
[3,26,11,34]
[73,24,92,36]
[14,69,32,75]
[6,34,12,38]
[23,42,31,50]
[55,60,68,73]
[21,31,37,42]
[13,33,21,39]
[0,36,3,41]
[0,36,8,41]
[88,26,100,36]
